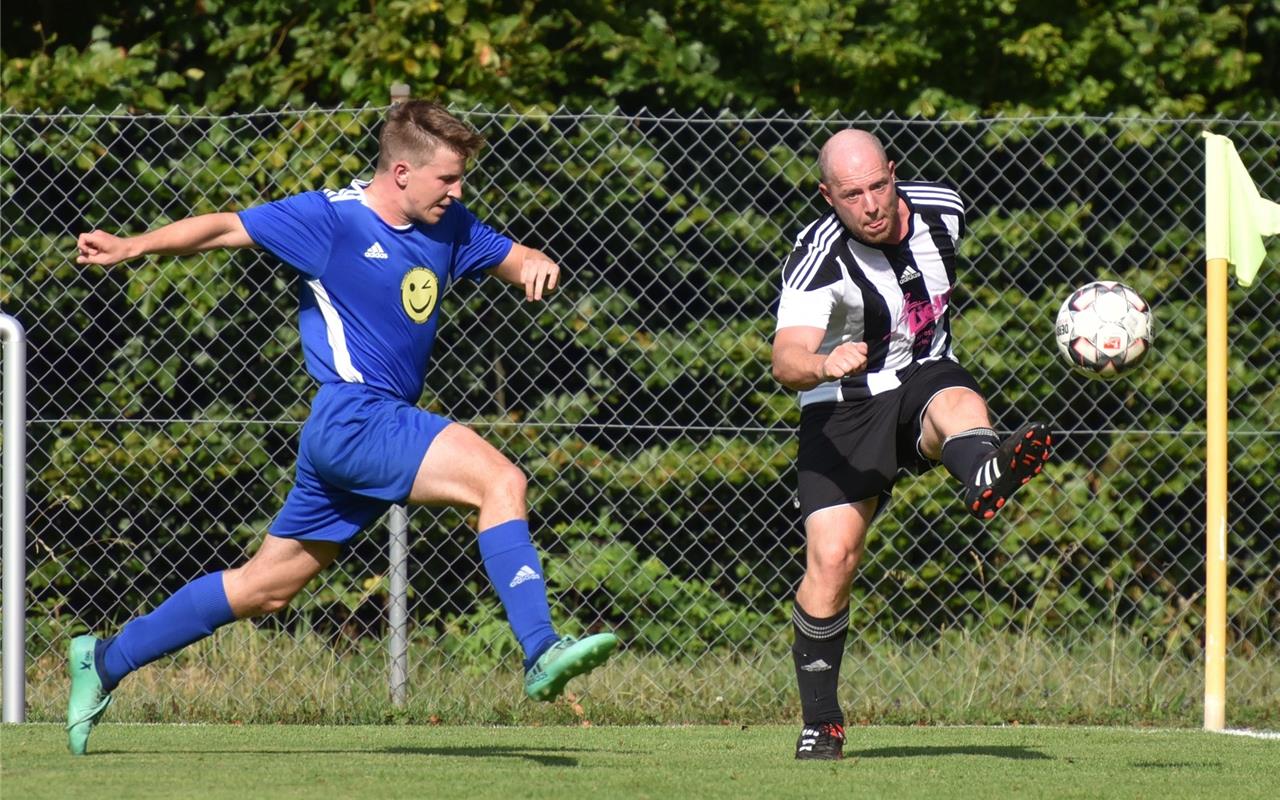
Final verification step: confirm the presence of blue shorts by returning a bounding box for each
[269,382,451,543]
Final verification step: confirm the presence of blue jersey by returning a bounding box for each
[238,180,513,402]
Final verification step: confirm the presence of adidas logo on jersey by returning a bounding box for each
[898,264,921,284]
[363,242,389,260]
[509,565,541,588]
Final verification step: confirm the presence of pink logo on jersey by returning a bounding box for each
[901,288,952,350]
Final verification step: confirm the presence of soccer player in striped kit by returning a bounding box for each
[66,101,617,755]
[771,130,1051,760]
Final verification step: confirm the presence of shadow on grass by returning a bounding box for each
[89,745,638,767]
[384,746,584,766]
[851,746,1052,761]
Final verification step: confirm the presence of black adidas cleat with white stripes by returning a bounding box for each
[795,721,845,760]
[964,421,1052,521]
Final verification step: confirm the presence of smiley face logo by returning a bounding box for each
[401,267,438,323]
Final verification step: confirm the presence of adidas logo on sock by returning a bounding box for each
[363,241,389,260]
[898,264,921,284]
[509,565,541,588]
[800,658,832,672]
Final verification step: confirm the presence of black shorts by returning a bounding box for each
[796,359,983,521]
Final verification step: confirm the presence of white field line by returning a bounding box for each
[1216,728,1280,740]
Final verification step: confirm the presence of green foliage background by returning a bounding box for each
[4,0,1278,115]
[2,1,1278,716]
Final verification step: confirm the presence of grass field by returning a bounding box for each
[3,723,1276,799]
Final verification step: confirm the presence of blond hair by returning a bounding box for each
[376,100,485,171]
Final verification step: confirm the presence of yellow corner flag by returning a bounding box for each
[1200,132,1278,731]
[1203,132,1280,287]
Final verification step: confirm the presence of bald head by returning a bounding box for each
[816,129,903,245]
[818,129,889,185]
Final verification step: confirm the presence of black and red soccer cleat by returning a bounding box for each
[964,421,1052,521]
[795,721,845,760]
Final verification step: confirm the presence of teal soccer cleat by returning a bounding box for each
[524,633,619,702]
[66,635,113,755]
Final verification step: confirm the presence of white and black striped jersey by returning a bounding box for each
[775,180,965,406]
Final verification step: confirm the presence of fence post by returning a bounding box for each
[384,83,412,710]
[1,313,27,724]
[388,505,409,709]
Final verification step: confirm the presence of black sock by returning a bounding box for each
[940,427,1000,483]
[792,602,849,726]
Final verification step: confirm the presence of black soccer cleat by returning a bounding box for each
[795,721,845,760]
[964,421,1052,521]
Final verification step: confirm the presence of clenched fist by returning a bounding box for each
[821,341,868,380]
[76,230,133,267]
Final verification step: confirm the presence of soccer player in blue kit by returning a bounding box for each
[66,100,618,755]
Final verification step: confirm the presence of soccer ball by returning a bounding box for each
[1054,281,1153,379]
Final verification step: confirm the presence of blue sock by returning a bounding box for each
[96,571,236,691]
[477,519,559,670]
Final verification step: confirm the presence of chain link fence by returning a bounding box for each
[2,106,1278,725]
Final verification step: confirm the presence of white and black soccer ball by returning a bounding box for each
[1054,281,1153,379]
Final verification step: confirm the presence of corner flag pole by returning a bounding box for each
[1202,131,1280,731]
[1203,255,1228,732]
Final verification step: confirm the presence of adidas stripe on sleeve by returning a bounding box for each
[776,215,846,332]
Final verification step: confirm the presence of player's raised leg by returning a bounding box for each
[67,536,337,755]
[791,499,874,760]
[920,387,1051,520]
[408,422,618,701]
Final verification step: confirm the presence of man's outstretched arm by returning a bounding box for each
[76,212,256,267]
[488,242,561,302]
